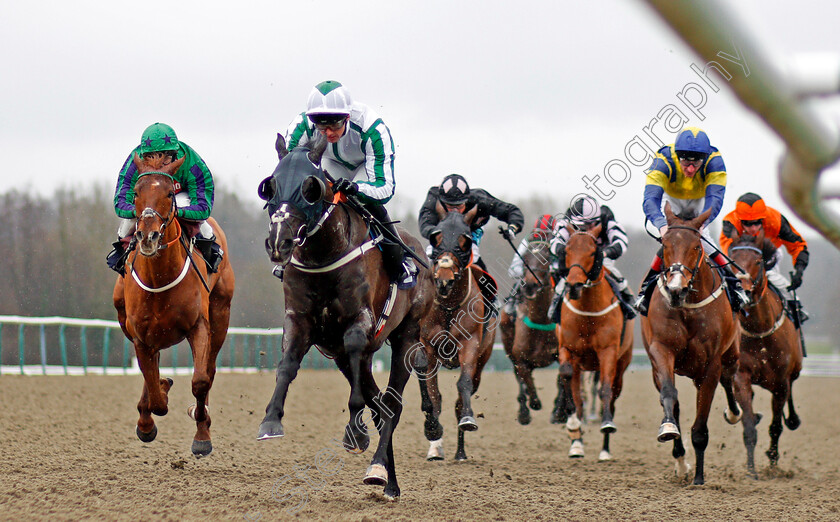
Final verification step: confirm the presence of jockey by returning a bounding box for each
[106,122,222,275]
[635,127,749,315]
[720,192,810,322]
[547,197,636,321]
[285,80,416,289]
[419,173,524,308]
[502,214,557,317]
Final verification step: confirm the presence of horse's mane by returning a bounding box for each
[674,209,698,221]
[138,152,171,170]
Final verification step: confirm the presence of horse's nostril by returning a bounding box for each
[149,231,160,242]
[134,231,144,241]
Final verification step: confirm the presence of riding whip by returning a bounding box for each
[789,270,807,357]
[498,225,543,282]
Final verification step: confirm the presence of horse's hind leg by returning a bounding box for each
[334,355,371,454]
[513,363,532,425]
[784,380,801,431]
[135,349,171,442]
[690,364,722,486]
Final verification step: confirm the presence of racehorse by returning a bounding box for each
[641,203,741,485]
[416,203,495,461]
[728,231,802,476]
[257,135,433,500]
[554,222,633,461]
[113,152,235,457]
[499,237,564,425]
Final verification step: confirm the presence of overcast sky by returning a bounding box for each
[3,0,839,236]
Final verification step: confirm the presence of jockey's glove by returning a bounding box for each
[499,223,519,241]
[603,243,623,260]
[788,269,803,291]
[333,178,359,196]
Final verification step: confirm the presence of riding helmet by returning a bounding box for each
[567,195,601,226]
[735,192,768,221]
[674,127,711,161]
[139,123,180,155]
[439,174,470,205]
[305,80,353,117]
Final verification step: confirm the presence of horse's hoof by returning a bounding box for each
[754,412,763,425]
[256,421,284,440]
[747,468,758,480]
[600,420,617,434]
[657,422,680,442]
[343,425,370,454]
[136,425,158,443]
[785,414,800,431]
[517,410,532,425]
[187,403,209,421]
[529,398,542,411]
[598,450,612,461]
[383,490,400,502]
[675,456,691,477]
[569,440,584,458]
[191,439,212,457]
[454,452,468,462]
[426,438,444,461]
[363,464,388,486]
[724,408,742,425]
[550,409,566,424]
[458,416,478,431]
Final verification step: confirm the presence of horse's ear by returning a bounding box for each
[590,223,603,237]
[308,136,327,165]
[435,199,447,220]
[664,201,675,224]
[458,234,473,254]
[276,133,289,159]
[756,227,765,245]
[693,208,712,229]
[170,155,186,174]
[301,175,326,205]
[257,176,275,201]
[464,204,479,225]
[430,230,442,247]
[133,152,144,169]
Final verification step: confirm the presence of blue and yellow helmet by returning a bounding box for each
[674,127,711,161]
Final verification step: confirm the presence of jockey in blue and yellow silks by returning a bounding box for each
[634,127,748,315]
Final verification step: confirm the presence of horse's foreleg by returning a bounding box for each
[767,386,788,466]
[785,379,801,431]
[343,323,373,454]
[566,361,585,458]
[733,369,758,477]
[597,345,619,434]
[417,348,445,459]
[186,318,215,456]
[648,341,680,443]
[365,335,413,500]
[454,358,479,461]
[691,363,722,486]
[257,318,311,440]
[135,348,170,442]
[512,363,532,425]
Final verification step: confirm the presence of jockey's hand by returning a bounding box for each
[788,269,803,291]
[499,224,518,241]
[659,225,668,238]
[333,178,359,196]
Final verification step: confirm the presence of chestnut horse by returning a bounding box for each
[728,232,802,476]
[499,238,564,425]
[258,136,433,500]
[554,222,633,461]
[113,153,235,457]
[641,203,741,485]
[416,204,495,461]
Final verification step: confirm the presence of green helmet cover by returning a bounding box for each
[139,123,180,154]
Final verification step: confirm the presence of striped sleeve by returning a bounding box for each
[114,150,140,219]
[175,144,214,221]
[285,112,313,151]
[356,119,396,205]
[603,209,628,260]
[778,215,809,268]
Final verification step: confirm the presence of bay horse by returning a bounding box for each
[499,237,564,425]
[641,203,741,485]
[257,136,433,500]
[112,153,235,457]
[416,203,495,461]
[728,231,802,476]
[554,222,633,461]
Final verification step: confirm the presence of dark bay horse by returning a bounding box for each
[641,203,741,485]
[728,232,802,476]
[554,222,633,461]
[257,136,433,500]
[499,237,564,425]
[416,203,495,461]
[113,153,235,457]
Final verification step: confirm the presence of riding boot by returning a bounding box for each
[366,203,417,289]
[786,299,809,325]
[106,237,133,276]
[721,266,749,313]
[606,274,637,320]
[633,267,661,317]
[547,279,565,324]
[194,236,224,273]
[502,281,521,318]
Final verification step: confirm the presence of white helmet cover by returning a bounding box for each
[305,80,353,116]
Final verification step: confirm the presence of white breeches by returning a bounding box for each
[117,191,212,239]
[662,194,718,255]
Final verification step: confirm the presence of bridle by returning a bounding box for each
[729,245,765,307]
[662,225,705,292]
[135,172,181,252]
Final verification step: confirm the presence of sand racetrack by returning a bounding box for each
[2,367,840,521]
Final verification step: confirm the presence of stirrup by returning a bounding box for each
[397,258,417,290]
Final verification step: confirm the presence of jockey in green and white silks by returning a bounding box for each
[106,122,223,275]
[284,80,416,289]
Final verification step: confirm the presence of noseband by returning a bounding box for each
[729,245,765,304]
[270,199,339,248]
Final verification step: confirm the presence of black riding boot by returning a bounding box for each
[106,238,132,276]
[633,267,661,317]
[367,204,417,289]
[194,236,224,273]
[720,265,749,313]
[606,274,637,320]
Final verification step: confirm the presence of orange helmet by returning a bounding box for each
[735,192,767,222]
